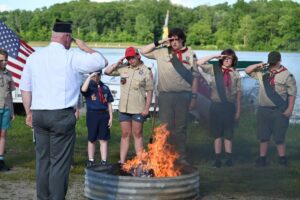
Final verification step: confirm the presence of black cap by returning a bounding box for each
[52,19,72,33]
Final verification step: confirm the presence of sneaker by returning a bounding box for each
[100,160,108,166]
[86,160,96,168]
[255,157,266,167]
[0,160,10,171]
[213,159,222,168]
[225,158,234,167]
[278,157,288,166]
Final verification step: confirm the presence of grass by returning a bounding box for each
[1,106,300,198]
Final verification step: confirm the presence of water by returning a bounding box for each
[32,47,300,121]
[98,48,300,122]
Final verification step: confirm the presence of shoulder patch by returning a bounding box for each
[290,74,294,77]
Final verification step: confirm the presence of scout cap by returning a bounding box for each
[125,47,139,59]
[268,51,281,64]
[53,19,73,33]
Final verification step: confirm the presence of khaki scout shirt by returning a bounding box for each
[143,46,198,92]
[111,63,153,114]
[249,68,297,106]
[0,69,15,110]
[201,63,241,103]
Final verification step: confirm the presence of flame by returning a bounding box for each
[122,124,182,177]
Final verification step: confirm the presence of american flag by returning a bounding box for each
[0,20,35,87]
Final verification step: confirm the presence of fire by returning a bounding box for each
[122,124,182,177]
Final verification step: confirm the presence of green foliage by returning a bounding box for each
[1,0,300,51]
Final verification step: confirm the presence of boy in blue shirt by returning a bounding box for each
[81,70,114,167]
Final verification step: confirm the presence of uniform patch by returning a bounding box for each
[91,94,96,101]
[139,69,144,75]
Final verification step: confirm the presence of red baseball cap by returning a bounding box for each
[125,47,139,59]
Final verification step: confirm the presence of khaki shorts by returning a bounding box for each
[256,106,289,144]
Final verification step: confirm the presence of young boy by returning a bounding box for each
[197,49,241,168]
[0,49,15,171]
[81,70,114,167]
[245,51,297,166]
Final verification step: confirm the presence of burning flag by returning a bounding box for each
[122,124,182,177]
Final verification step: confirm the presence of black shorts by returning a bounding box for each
[86,110,110,142]
[209,102,236,140]
[256,106,289,144]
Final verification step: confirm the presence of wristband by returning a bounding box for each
[154,40,160,47]
[191,93,197,99]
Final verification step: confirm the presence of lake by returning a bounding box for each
[32,47,300,122]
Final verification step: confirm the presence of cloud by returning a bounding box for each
[0,4,12,11]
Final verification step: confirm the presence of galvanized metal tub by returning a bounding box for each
[84,165,199,200]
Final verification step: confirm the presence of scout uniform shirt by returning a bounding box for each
[111,63,154,114]
[81,80,114,110]
[143,46,198,92]
[0,69,15,110]
[249,66,297,106]
[201,63,241,103]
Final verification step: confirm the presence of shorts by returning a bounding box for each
[209,102,236,140]
[0,108,12,130]
[257,106,289,144]
[86,110,110,142]
[118,112,146,123]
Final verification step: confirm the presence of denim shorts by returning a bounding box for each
[0,108,12,130]
[118,112,146,123]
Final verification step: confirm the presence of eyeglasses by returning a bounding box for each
[0,60,7,65]
[170,38,180,42]
[223,57,233,61]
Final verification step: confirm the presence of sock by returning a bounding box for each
[225,152,232,159]
[215,153,221,160]
[89,158,94,162]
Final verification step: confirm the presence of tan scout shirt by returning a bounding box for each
[249,68,297,106]
[0,70,15,110]
[201,63,241,103]
[143,46,198,92]
[111,63,153,114]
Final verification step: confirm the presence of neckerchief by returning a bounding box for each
[173,47,188,63]
[222,67,234,88]
[269,66,287,88]
[97,84,107,104]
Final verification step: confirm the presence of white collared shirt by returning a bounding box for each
[20,42,106,110]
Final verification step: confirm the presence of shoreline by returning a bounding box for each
[27,42,300,52]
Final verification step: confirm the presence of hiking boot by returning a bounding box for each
[225,158,234,167]
[86,160,96,168]
[255,157,266,167]
[213,159,222,168]
[100,160,108,166]
[0,160,10,171]
[278,156,288,166]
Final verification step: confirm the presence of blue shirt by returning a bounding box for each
[20,42,106,110]
[82,80,114,110]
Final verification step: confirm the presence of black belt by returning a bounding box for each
[88,109,108,113]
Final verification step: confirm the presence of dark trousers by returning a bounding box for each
[158,92,191,158]
[32,108,76,200]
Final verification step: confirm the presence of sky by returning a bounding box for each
[0,0,246,11]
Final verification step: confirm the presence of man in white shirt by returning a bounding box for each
[20,19,108,200]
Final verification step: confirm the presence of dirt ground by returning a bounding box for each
[0,168,299,200]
